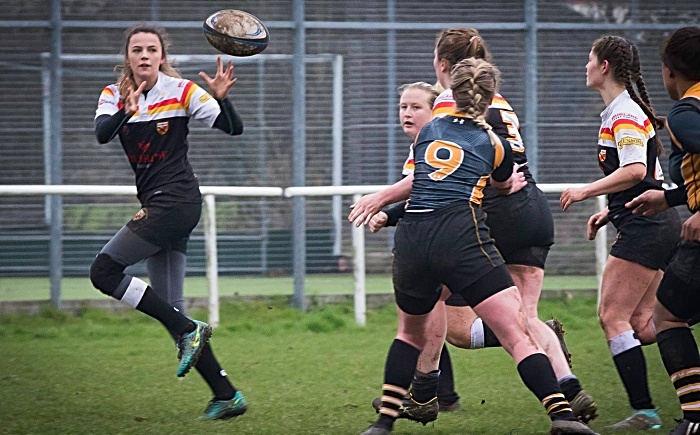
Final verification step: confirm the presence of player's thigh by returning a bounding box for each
[599,255,659,326]
[656,241,700,323]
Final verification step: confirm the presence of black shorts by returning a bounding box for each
[609,208,681,271]
[482,184,554,268]
[125,202,201,254]
[656,241,700,320]
[392,201,513,315]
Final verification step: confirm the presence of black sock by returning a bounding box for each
[517,353,576,422]
[657,327,700,422]
[437,344,460,405]
[375,339,421,430]
[196,343,237,401]
[411,369,439,403]
[135,286,194,335]
[613,346,654,410]
[483,322,501,348]
[559,377,583,403]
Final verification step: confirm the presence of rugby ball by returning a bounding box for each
[203,10,269,57]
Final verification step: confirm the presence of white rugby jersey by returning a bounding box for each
[95,72,221,126]
[95,72,222,205]
[597,90,664,225]
[598,90,662,178]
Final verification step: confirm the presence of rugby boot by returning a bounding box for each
[371,395,438,424]
[176,319,212,377]
[550,419,600,434]
[199,391,247,420]
[668,418,700,434]
[546,318,573,368]
[607,409,662,430]
[398,395,439,425]
[570,389,598,424]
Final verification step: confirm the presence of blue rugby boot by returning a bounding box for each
[199,391,247,420]
[176,319,212,377]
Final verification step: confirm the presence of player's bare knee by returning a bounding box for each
[445,327,471,349]
[89,253,127,295]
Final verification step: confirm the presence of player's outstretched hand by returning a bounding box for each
[348,193,385,227]
[368,212,388,233]
[199,56,237,99]
[560,187,588,211]
[624,190,669,216]
[586,209,609,241]
[123,79,147,116]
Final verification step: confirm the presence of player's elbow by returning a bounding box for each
[625,162,647,182]
[95,132,111,144]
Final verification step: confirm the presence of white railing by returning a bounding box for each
[0,183,605,326]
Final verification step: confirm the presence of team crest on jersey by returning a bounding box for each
[156,121,169,135]
[598,149,607,162]
[132,208,148,221]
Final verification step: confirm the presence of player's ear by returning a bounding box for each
[440,59,449,73]
[601,59,610,74]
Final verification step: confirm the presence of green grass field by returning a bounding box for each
[0,294,692,435]
[0,274,598,301]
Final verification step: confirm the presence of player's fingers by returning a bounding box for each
[216,56,223,74]
[134,80,147,97]
[199,71,212,83]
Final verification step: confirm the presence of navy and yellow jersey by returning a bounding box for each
[406,114,511,212]
[596,90,664,225]
[666,82,700,213]
[428,89,531,182]
[95,72,223,205]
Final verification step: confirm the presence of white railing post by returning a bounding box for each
[203,194,220,328]
[352,193,366,326]
[595,195,607,308]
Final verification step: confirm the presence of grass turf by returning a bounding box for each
[0,274,598,301]
[0,295,691,434]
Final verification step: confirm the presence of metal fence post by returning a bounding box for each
[352,194,366,326]
[595,195,608,308]
[203,194,219,327]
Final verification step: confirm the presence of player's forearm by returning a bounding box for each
[583,163,646,198]
[94,111,130,144]
[213,97,243,135]
[377,174,413,207]
[383,202,406,227]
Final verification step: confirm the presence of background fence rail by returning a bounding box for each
[0,183,605,326]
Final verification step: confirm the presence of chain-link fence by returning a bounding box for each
[0,0,697,283]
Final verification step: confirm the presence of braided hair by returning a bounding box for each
[115,24,181,100]
[661,26,700,82]
[592,35,664,154]
[436,28,492,68]
[451,58,502,148]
